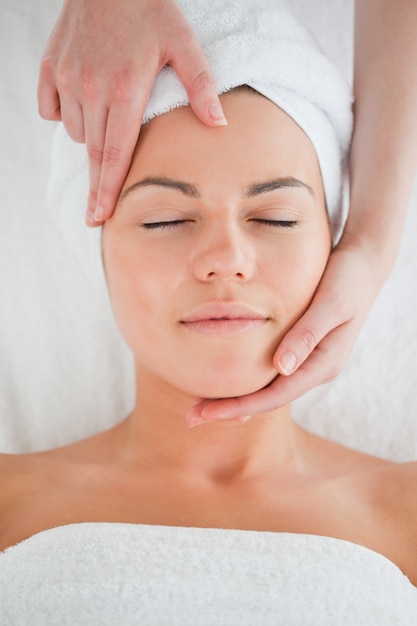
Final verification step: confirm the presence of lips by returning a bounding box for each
[180,303,269,336]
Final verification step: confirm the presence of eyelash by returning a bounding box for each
[142,220,189,230]
[142,219,298,230]
[252,219,298,229]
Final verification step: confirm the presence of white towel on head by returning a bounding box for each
[48,0,353,288]
[1,523,417,625]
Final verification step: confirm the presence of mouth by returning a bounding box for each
[180,303,269,336]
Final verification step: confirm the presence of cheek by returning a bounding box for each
[103,233,181,358]
[269,235,330,325]
[104,234,149,334]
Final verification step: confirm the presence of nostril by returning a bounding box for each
[205,270,246,280]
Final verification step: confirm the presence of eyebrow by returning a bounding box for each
[243,177,314,198]
[118,175,314,203]
[119,176,200,202]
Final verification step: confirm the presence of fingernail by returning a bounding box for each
[279,352,297,375]
[94,205,105,221]
[188,418,209,429]
[208,102,227,126]
[86,209,95,224]
[186,412,206,427]
[201,407,219,420]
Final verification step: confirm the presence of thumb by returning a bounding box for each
[274,273,348,376]
[274,323,321,376]
[168,31,227,127]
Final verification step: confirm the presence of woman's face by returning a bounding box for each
[102,89,331,399]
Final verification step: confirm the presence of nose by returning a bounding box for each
[191,221,256,282]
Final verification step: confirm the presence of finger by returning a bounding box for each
[195,365,319,422]
[37,82,62,121]
[273,291,350,376]
[169,31,227,127]
[186,400,217,426]
[83,105,109,224]
[59,99,85,143]
[195,325,351,422]
[94,99,146,221]
[39,54,84,136]
[200,377,290,422]
[274,323,323,377]
[37,56,62,121]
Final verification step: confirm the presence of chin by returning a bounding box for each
[179,368,278,400]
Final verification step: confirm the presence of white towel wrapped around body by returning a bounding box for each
[48,0,353,289]
[1,523,416,625]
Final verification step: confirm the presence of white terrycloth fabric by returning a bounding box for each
[48,0,353,288]
[1,523,416,625]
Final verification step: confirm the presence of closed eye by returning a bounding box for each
[252,219,298,228]
[142,220,190,230]
[142,218,298,230]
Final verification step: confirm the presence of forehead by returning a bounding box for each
[123,89,324,202]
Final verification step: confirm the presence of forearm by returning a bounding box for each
[346,0,417,267]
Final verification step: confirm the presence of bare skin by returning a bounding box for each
[4,90,416,587]
[37,0,417,423]
[1,419,417,584]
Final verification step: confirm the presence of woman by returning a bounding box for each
[37,0,417,423]
[1,1,416,623]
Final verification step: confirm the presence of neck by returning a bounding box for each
[113,367,309,484]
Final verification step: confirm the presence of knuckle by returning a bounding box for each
[299,328,317,352]
[191,69,214,93]
[80,68,100,100]
[39,54,54,79]
[38,101,59,121]
[109,68,137,104]
[102,145,123,167]
[55,62,76,95]
[87,145,104,164]
[88,143,126,168]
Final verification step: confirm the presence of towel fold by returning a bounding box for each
[48,0,353,289]
[1,523,416,625]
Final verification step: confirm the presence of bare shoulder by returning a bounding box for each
[0,448,80,550]
[0,451,31,482]
[355,458,417,524]
[379,460,417,511]
[0,451,40,501]
[312,437,417,579]
[0,449,67,510]
[0,449,55,472]
[367,460,417,584]
[0,453,35,534]
[373,459,417,500]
